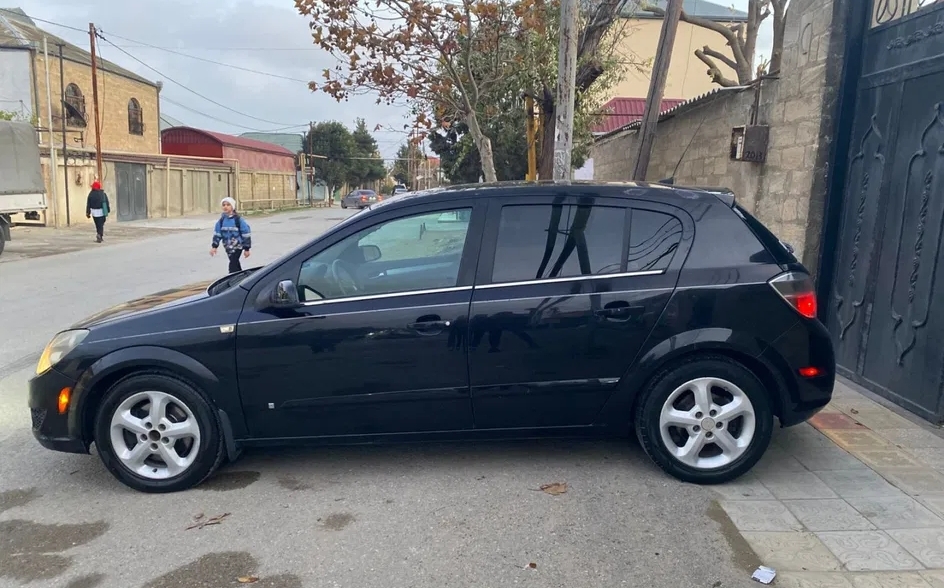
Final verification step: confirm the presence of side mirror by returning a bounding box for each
[360,244,382,262]
[270,279,300,308]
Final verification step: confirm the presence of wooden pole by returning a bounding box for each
[632,0,683,181]
[42,37,60,226]
[552,0,579,181]
[58,43,70,226]
[88,23,103,182]
[526,96,537,181]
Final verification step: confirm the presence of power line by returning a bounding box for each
[160,96,308,133]
[0,7,85,34]
[99,31,311,83]
[96,31,304,127]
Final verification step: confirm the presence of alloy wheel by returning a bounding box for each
[109,390,201,480]
[658,377,757,470]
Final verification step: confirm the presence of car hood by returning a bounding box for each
[72,281,212,329]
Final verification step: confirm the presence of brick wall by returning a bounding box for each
[32,53,160,155]
[592,0,841,271]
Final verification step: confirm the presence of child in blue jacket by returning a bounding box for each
[210,197,252,273]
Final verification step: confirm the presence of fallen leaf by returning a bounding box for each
[538,482,568,496]
[237,576,259,584]
[527,562,537,569]
[850,408,859,414]
[185,512,230,530]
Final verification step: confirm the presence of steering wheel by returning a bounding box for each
[330,259,361,296]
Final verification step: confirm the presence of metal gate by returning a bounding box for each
[826,0,944,423]
[115,162,148,222]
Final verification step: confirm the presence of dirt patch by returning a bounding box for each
[142,551,302,588]
[65,573,106,588]
[706,500,761,574]
[276,475,313,492]
[0,519,108,583]
[200,471,261,491]
[0,487,39,514]
[321,513,355,531]
[0,224,187,263]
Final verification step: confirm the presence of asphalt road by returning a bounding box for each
[0,208,758,588]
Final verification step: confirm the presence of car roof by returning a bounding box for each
[369,181,736,212]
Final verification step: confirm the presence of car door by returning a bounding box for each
[236,200,486,439]
[467,193,690,429]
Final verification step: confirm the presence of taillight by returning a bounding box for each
[769,271,817,319]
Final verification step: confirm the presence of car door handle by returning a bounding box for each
[594,303,643,321]
[408,316,451,334]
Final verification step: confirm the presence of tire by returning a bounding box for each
[94,373,225,493]
[340,201,347,209]
[0,236,4,257]
[634,355,773,485]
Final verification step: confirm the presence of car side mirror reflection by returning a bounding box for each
[360,244,381,262]
[270,280,301,308]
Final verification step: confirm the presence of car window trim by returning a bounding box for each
[474,269,665,290]
[300,285,473,307]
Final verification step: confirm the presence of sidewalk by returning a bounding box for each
[714,379,944,587]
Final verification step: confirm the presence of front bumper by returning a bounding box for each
[28,367,88,454]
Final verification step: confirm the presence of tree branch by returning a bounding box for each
[695,49,741,87]
[701,46,738,72]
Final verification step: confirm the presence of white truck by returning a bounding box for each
[0,120,47,257]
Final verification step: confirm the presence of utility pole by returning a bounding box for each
[42,37,59,226]
[307,121,314,205]
[58,43,70,226]
[525,96,537,181]
[632,0,683,181]
[88,23,103,182]
[553,0,579,181]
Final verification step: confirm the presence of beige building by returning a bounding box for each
[605,0,747,102]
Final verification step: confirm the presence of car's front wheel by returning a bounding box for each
[635,355,773,485]
[94,373,225,493]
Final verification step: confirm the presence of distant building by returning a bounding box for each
[592,97,686,135]
[239,132,305,154]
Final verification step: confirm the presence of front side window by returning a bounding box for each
[492,203,626,283]
[297,208,471,302]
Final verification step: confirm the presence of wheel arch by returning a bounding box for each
[598,329,792,431]
[72,346,240,460]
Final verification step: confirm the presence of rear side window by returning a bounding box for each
[734,205,797,264]
[627,209,683,272]
[492,203,625,282]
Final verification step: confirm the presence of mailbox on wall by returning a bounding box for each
[730,125,769,163]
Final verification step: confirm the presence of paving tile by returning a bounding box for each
[879,468,944,497]
[742,531,843,571]
[887,528,944,568]
[830,396,883,413]
[784,499,876,531]
[854,448,926,470]
[849,572,934,587]
[816,531,923,571]
[776,572,853,588]
[719,499,803,531]
[710,472,775,500]
[909,448,944,471]
[847,495,944,530]
[776,423,841,449]
[758,470,838,500]
[849,409,920,431]
[918,495,944,518]
[822,429,892,451]
[794,446,869,472]
[812,412,870,430]
[876,429,944,451]
[753,444,808,473]
[921,570,944,588]
[815,470,905,499]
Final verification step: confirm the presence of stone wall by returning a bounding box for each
[592,0,841,272]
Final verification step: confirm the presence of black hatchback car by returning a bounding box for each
[29,182,835,493]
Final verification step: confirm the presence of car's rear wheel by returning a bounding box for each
[94,373,224,493]
[341,200,347,209]
[635,355,773,484]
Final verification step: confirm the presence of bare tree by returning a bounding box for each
[645,0,788,87]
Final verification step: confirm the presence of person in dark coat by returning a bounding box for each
[85,180,110,243]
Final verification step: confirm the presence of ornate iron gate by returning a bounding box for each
[826,0,944,423]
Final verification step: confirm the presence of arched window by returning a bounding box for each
[128,98,144,135]
[63,83,86,127]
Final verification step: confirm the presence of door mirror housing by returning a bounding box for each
[360,244,382,262]
[270,279,301,308]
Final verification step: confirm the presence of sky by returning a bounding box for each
[6,0,772,160]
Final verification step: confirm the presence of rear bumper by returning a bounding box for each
[28,367,88,454]
[762,318,836,427]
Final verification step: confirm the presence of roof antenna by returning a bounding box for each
[659,105,711,186]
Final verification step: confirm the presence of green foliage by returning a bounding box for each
[349,118,387,186]
[303,121,356,194]
[391,142,424,187]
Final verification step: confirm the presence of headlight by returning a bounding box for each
[36,330,89,375]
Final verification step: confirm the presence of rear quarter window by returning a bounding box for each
[734,205,798,264]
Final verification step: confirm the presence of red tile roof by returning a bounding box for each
[163,127,294,155]
[592,97,686,135]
